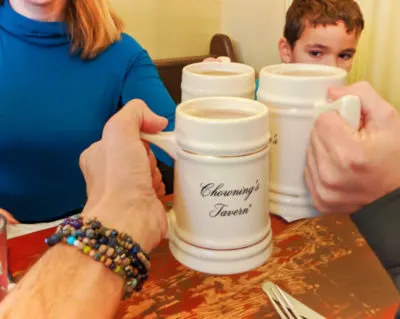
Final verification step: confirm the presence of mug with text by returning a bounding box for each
[142,97,272,274]
[257,63,361,221]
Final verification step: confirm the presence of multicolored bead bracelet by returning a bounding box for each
[45,216,150,299]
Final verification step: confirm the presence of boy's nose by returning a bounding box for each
[325,56,339,68]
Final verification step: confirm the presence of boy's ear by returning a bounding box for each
[278,37,294,63]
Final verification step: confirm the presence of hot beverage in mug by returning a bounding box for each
[141,97,272,275]
[181,62,255,101]
[193,70,242,76]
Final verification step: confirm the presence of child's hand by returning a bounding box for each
[203,56,232,63]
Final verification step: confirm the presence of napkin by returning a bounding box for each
[7,215,78,239]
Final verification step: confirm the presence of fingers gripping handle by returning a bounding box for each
[315,95,361,129]
[140,132,177,159]
[140,132,177,239]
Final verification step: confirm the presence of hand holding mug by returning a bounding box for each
[141,97,272,274]
[203,56,232,63]
[79,99,169,253]
[305,81,400,213]
[257,63,361,221]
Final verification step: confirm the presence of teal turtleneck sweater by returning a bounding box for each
[0,1,176,222]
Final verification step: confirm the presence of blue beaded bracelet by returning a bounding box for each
[45,216,150,299]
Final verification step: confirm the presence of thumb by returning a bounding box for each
[328,82,394,129]
[139,106,168,134]
[104,99,168,140]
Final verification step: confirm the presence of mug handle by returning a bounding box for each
[140,132,177,239]
[140,132,177,160]
[314,95,361,129]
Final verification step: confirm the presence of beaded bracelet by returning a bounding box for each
[45,216,150,299]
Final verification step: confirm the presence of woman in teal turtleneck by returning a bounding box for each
[0,0,175,223]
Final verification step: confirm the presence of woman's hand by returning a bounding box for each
[203,56,232,63]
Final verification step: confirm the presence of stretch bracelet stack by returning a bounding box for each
[45,216,150,299]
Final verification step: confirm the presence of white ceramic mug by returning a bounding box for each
[257,63,361,221]
[141,97,272,274]
[181,62,256,101]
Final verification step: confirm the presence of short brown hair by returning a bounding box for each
[284,0,365,48]
[0,0,124,60]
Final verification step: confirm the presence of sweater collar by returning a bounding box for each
[0,0,70,47]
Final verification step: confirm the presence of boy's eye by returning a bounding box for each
[309,51,323,57]
[339,53,354,60]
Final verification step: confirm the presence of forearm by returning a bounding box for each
[0,244,123,319]
[351,188,400,291]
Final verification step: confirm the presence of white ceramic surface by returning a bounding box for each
[257,63,361,221]
[172,146,270,250]
[141,97,272,274]
[168,210,273,275]
[144,97,270,157]
[181,62,255,101]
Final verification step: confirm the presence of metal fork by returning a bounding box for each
[262,282,303,319]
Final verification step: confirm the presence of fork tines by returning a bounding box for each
[262,282,302,319]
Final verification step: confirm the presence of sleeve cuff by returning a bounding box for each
[351,188,400,291]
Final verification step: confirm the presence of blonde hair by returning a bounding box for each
[66,0,124,59]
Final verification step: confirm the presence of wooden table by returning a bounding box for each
[7,201,400,318]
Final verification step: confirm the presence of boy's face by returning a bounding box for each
[279,21,360,72]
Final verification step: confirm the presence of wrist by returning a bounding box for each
[0,244,123,319]
[46,216,151,299]
[81,197,153,253]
